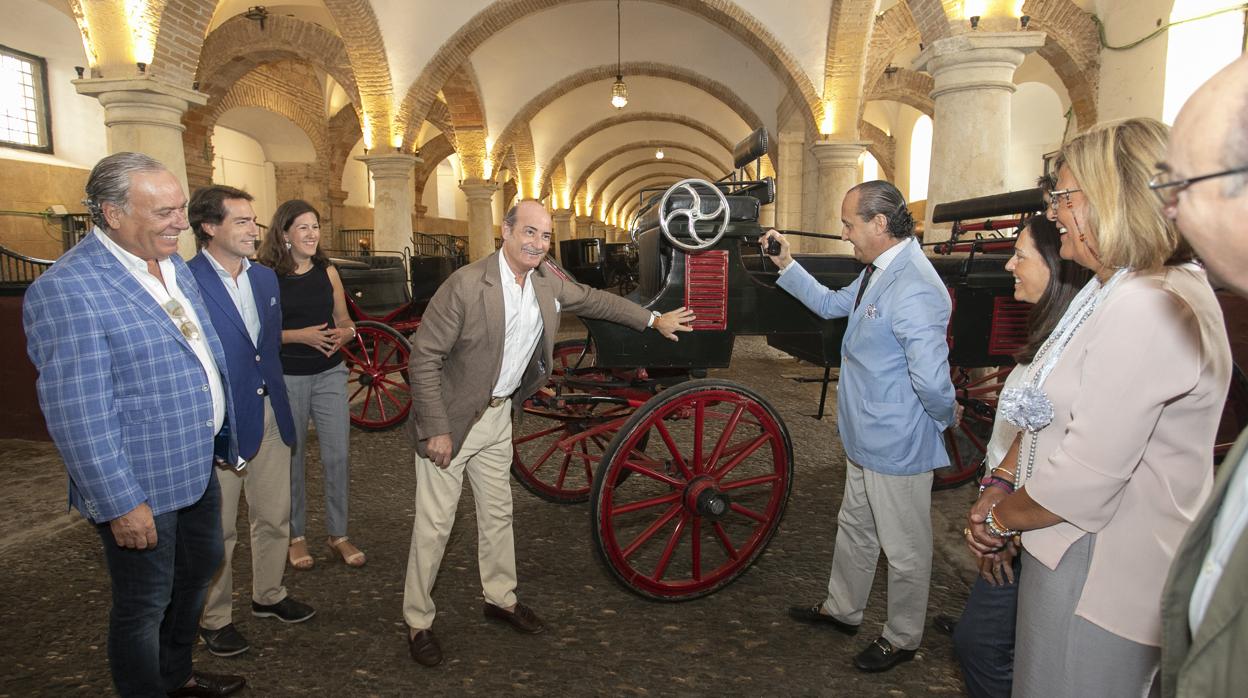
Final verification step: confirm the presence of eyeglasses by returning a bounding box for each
[1148,166,1248,207]
[163,299,201,341]
[1046,188,1081,210]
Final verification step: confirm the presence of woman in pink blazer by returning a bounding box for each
[965,118,1232,697]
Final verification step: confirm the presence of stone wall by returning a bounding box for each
[0,160,90,260]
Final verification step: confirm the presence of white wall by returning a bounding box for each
[1094,0,1175,123]
[1009,82,1067,191]
[342,138,371,207]
[211,126,276,226]
[0,0,106,168]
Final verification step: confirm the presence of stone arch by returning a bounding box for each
[905,0,957,45]
[596,159,717,209]
[194,14,361,112]
[208,70,329,163]
[426,100,454,135]
[149,0,215,86]
[321,0,395,146]
[605,169,707,218]
[1020,0,1101,127]
[396,0,822,148]
[568,141,730,207]
[867,69,935,116]
[863,3,923,106]
[858,120,896,182]
[822,0,884,136]
[491,62,773,174]
[619,176,694,223]
[541,112,736,201]
[327,104,363,203]
[413,134,458,205]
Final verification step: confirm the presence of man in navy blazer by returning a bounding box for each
[761,180,956,673]
[188,185,314,658]
[24,153,245,696]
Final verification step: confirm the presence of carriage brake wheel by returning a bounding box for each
[341,320,412,431]
[658,179,730,252]
[591,379,793,600]
[935,366,1013,490]
[512,339,613,503]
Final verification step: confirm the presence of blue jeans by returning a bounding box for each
[953,554,1022,698]
[96,474,223,697]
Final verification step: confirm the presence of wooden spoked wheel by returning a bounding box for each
[591,380,793,600]
[342,320,411,431]
[511,398,631,504]
[936,366,1013,490]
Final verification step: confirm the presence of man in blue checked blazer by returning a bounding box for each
[23,153,245,698]
[761,180,956,674]
[188,185,314,659]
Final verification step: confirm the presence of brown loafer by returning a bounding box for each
[483,602,545,634]
[408,628,443,667]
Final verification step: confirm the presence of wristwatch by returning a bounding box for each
[648,310,661,328]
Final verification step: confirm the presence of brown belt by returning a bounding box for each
[488,395,510,408]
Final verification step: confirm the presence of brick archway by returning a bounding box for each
[568,141,731,207]
[396,0,822,148]
[604,168,709,219]
[867,68,935,116]
[597,160,718,211]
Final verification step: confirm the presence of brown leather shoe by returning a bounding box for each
[483,602,545,634]
[407,628,443,667]
[167,672,246,697]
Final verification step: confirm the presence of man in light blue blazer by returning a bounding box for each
[23,153,245,698]
[761,180,956,674]
[188,185,314,659]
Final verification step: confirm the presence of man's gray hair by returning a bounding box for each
[503,198,544,229]
[84,152,169,230]
[848,179,915,239]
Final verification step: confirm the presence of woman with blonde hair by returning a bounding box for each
[966,118,1231,697]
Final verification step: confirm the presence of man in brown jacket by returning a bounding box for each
[401,199,694,666]
[1158,54,1248,697]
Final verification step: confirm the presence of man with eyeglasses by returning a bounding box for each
[1157,55,1248,698]
[23,153,245,697]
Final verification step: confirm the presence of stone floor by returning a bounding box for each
[0,334,984,697]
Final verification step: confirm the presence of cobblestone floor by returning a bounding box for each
[0,332,984,697]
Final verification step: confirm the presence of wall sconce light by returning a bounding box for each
[74,66,85,79]
[884,64,899,75]
[244,5,270,30]
[969,15,980,29]
[655,148,664,160]
[1020,15,1031,29]
[192,80,200,91]
[136,62,147,74]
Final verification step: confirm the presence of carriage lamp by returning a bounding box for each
[655,148,664,160]
[609,0,628,109]
[244,5,269,30]
[969,15,981,29]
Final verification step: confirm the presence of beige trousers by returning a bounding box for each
[403,401,517,631]
[202,399,292,630]
[823,459,933,650]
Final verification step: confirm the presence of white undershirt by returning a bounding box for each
[95,229,226,434]
[204,252,261,346]
[1189,448,1248,634]
[491,253,544,398]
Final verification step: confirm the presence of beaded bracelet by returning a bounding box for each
[985,504,1020,538]
[978,475,1015,495]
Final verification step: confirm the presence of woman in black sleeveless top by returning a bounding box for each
[257,200,365,569]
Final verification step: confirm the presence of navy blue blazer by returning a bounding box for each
[188,253,295,460]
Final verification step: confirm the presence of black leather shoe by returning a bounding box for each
[167,672,246,697]
[484,602,546,634]
[933,614,958,635]
[252,596,316,624]
[787,604,860,635]
[853,637,917,673]
[198,624,249,657]
[408,629,443,667]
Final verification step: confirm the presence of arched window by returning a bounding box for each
[909,115,932,202]
[1163,0,1246,123]
[859,151,880,183]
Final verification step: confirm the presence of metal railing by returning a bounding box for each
[335,228,466,261]
[0,243,54,285]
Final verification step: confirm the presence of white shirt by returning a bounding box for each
[1189,450,1248,634]
[95,229,226,434]
[491,253,544,398]
[204,251,261,347]
[863,236,911,293]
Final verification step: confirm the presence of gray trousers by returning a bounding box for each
[285,363,351,538]
[823,459,933,650]
[1014,534,1160,698]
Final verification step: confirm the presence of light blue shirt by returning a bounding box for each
[1190,451,1248,633]
[204,251,261,347]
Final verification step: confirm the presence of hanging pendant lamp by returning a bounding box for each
[610,0,628,109]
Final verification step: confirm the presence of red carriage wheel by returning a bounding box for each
[341,320,412,431]
[590,379,793,600]
[511,398,631,504]
[552,337,594,376]
[935,366,1013,490]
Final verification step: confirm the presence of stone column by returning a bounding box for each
[413,204,428,234]
[460,178,498,262]
[575,216,595,239]
[915,32,1046,242]
[74,76,208,259]
[775,131,805,241]
[589,221,608,240]
[357,152,420,255]
[326,188,348,248]
[809,140,868,254]
[551,208,574,263]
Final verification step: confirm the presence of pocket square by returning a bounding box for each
[863,304,879,319]
[270,297,277,306]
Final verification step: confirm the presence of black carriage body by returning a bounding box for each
[582,192,1025,371]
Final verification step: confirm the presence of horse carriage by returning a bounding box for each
[331,128,1248,601]
[559,238,639,295]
